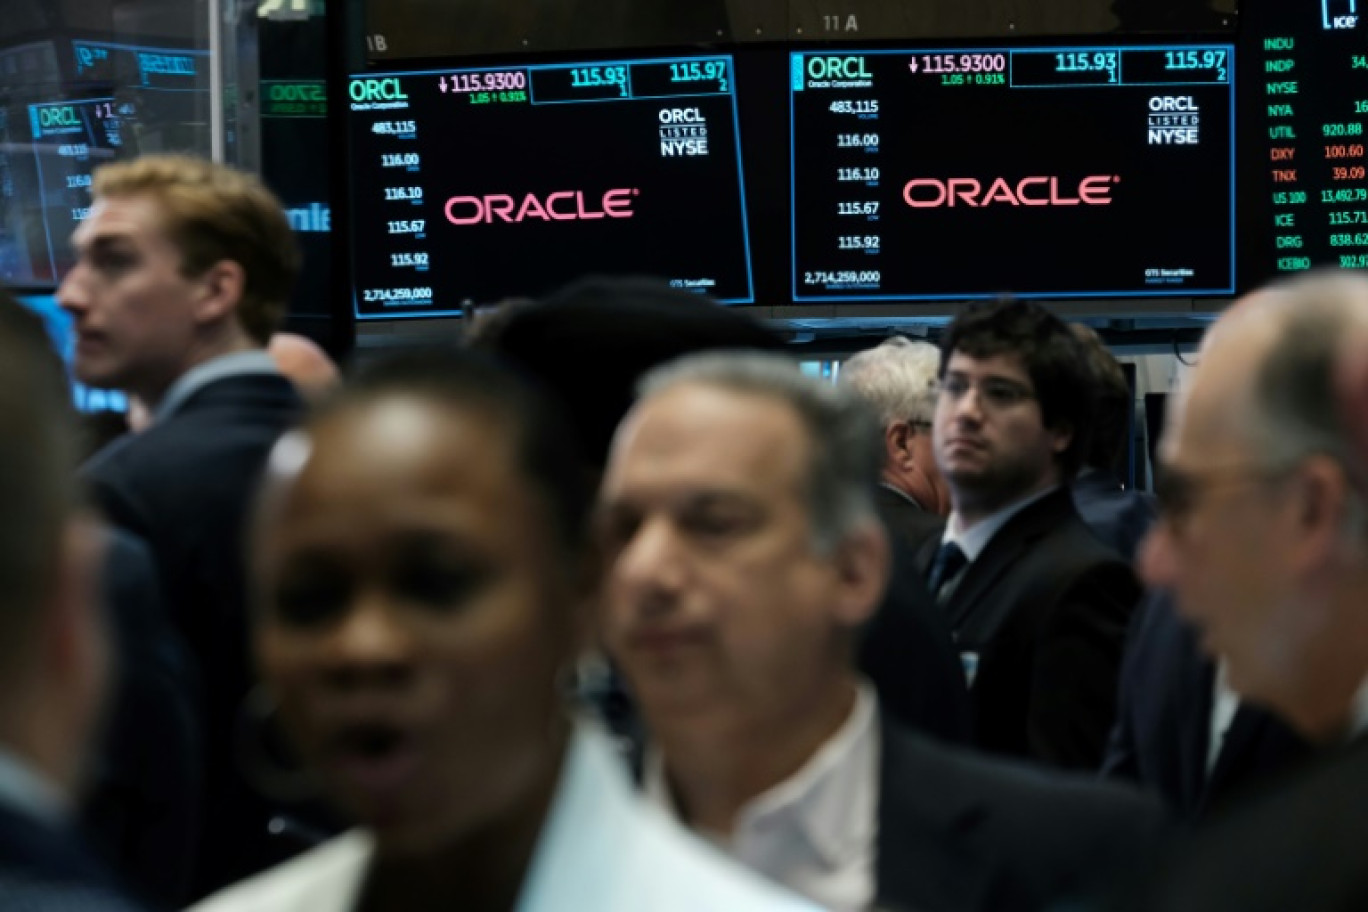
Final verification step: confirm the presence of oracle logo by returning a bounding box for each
[444,189,639,225]
[902,176,1119,208]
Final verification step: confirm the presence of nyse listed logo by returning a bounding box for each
[660,107,709,157]
[902,175,1119,208]
[1148,96,1201,145]
[445,189,639,225]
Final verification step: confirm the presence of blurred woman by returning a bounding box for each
[190,350,814,912]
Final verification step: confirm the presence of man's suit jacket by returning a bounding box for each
[1070,468,1157,563]
[82,528,203,907]
[1102,590,1311,820]
[0,801,146,911]
[875,484,946,556]
[83,373,304,898]
[857,523,972,746]
[1133,734,1368,912]
[874,716,1168,912]
[916,488,1142,769]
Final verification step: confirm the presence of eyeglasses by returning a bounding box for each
[1153,463,1294,528]
[938,374,1036,411]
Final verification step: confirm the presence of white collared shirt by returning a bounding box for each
[152,349,280,425]
[1348,674,1368,740]
[943,485,1059,563]
[190,725,819,912]
[0,746,68,827]
[1206,662,1242,775]
[645,686,880,912]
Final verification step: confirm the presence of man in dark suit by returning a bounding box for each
[1068,324,1157,563]
[1131,273,1368,909]
[1103,590,1310,820]
[923,299,1141,770]
[56,155,306,898]
[0,294,145,910]
[840,336,951,554]
[82,528,204,907]
[837,335,970,742]
[599,351,1167,912]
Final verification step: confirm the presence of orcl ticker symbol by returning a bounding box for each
[902,176,1119,208]
[445,189,639,225]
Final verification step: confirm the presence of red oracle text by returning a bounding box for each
[902,175,1119,208]
[444,189,639,225]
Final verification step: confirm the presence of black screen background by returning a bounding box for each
[790,49,1235,300]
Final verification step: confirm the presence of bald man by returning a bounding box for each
[1136,271,1368,910]
[267,333,339,402]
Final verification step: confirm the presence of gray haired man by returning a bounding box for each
[598,351,1167,912]
[841,337,949,553]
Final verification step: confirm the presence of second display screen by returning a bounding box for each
[790,46,1237,301]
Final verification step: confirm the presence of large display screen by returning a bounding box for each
[346,54,754,319]
[1248,1,1368,278]
[25,96,125,279]
[0,38,209,287]
[789,45,1237,302]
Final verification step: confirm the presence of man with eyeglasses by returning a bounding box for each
[923,298,1141,770]
[1130,272,1368,910]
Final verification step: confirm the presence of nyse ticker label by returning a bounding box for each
[1148,96,1202,145]
[349,77,411,112]
[659,107,709,157]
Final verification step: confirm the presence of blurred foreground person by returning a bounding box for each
[0,297,139,909]
[1135,271,1368,910]
[599,351,1166,912]
[478,276,970,744]
[1096,323,1308,821]
[192,351,818,912]
[1102,589,1309,821]
[4,289,203,905]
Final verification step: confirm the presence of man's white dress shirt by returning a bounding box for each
[0,748,67,826]
[941,485,1059,565]
[938,487,1057,685]
[646,686,881,912]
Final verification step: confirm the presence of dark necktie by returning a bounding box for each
[927,541,968,600]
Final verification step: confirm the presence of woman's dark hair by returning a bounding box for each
[939,298,1097,479]
[469,275,784,470]
[316,348,594,554]
[1070,323,1131,475]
